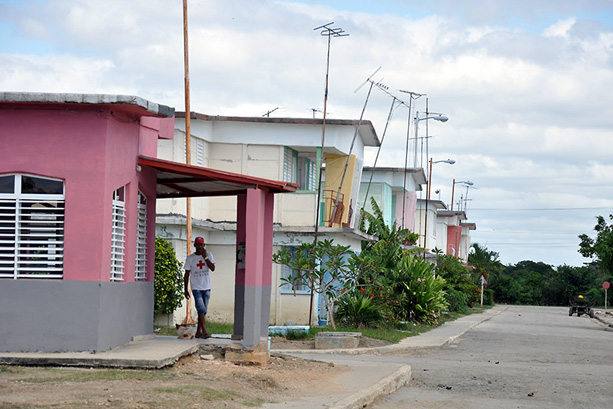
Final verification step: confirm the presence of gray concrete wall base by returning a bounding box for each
[0,280,153,352]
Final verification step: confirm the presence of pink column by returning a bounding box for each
[233,189,275,350]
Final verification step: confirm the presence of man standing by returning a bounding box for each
[184,236,216,338]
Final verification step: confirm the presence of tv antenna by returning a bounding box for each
[262,107,279,117]
[313,22,349,244]
[310,108,327,118]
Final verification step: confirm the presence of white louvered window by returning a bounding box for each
[135,191,147,281]
[111,187,126,282]
[197,139,204,166]
[283,147,297,183]
[0,174,65,279]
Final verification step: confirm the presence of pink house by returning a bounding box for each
[0,93,295,353]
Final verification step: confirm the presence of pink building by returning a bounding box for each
[0,93,294,353]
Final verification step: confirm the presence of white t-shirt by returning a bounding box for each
[184,252,215,291]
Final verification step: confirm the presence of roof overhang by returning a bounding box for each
[139,156,298,199]
[176,112,381,147]
[0,92,174,118]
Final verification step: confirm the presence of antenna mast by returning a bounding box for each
[313,22,349,243]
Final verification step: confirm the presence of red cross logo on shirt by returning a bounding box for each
[197,259,206,269]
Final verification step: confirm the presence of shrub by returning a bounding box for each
[335,292,386,328]
[446,288,468,313]
[154,237,184,316]
[396,255,448,323]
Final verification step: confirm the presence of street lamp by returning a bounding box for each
[428,159,456,200]
[451,179,474,211]
[413,109,448,168]
[423,158,455,258]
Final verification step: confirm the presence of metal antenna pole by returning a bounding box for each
[361,96,399,218]
[313,22,348,243]
[310,22,348,327]
[329,80,373,227]
[398,90,423,229]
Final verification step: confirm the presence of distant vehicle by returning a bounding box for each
[569,295,595,318]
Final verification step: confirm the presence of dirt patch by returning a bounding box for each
[0,353,347,409]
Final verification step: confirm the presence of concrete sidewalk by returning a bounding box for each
[0,305,507,409]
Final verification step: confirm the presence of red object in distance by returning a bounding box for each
[603,281,610,290]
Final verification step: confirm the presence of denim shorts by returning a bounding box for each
[192,289,211,315]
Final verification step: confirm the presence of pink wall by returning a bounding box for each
[396,191,417,232]
[447,225,461,257]
[0,105,172,282]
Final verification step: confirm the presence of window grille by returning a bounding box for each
[197,139,204,166]
[111,187,126,282]
[135,191,147,281]
[0,174,65,279]
[307,158,317,191]
[283,147,297,183]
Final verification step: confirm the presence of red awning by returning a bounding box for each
[138,156,298,199]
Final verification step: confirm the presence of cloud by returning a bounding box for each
[2,0,612,266]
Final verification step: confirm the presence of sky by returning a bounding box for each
[1,0,613,268]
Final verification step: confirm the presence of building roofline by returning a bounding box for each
[0,92,174,118]
[176,111,381,147]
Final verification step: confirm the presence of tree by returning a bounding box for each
[359,198,420,271]
[154,237,184,316]
[579,214,613,274]
[436,254,479,308]
[273,239,364,330]
[468,243,502,282]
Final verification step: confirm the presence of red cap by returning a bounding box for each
[194,237,205,244]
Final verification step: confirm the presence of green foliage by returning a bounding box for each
[468,243,503,282]
[285,328,311,340]
[436,254,479,309]
[579,214,613,273]
[360,198,420,268]
[396,254,448,323]
[334,292,386,328]
[273,239,364,329]
[446,288,469,313]
[154,237,184,316]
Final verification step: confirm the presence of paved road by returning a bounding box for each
[369,305,613,409]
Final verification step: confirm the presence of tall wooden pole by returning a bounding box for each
[183,0,194,324]
[183,0,192,244]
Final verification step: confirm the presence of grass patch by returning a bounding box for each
[243,397,274,407]
[285,328,310,340]
[150,384,242,401]
[292,305,494,343]
[19,368,175,384]
[0,365,23,374]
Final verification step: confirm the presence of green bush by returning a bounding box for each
[483,288,494,305]
[154,237,184,316]
[335,292,386,328]
[396,255,448,323]
[446,288,468,313]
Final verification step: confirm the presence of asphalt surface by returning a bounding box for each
[1,305,611,409]
[368,306,613,409]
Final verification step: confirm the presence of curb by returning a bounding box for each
[272,305,508,356]
[328,364,412,409]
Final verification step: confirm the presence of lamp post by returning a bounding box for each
[413,109,448,169]
[450,179,473,211]
[428,159,456,200]
[423,158,455,258]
